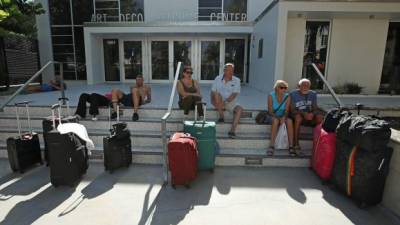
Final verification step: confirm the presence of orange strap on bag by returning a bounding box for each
[346,145,359,196]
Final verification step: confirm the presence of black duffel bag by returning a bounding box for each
[336,114,391,151]
[322,108,351,133]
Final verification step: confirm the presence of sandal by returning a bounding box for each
[267,146,275,156]
[289,146,296,157]
[294,145,304,157]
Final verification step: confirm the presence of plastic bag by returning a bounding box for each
[275,123,289,150]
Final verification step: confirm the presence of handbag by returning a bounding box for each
[255,95,289,124]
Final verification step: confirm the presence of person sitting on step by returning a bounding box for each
[177,66,204,119]
[266,80,294,157]
[211,63,243,139]
[111,75,151,121]
[290,78,324,155]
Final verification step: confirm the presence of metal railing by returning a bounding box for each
[0,61,65,112]
[161,61,182,185]
[311,63,344,108]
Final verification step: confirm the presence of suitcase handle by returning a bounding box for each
[58,97,71,117]
[51,103,62,129]
[194,101,207,123]
[108,102,120,131]
[14,101,33,138]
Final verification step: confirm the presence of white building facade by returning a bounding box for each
[36,0,400,94]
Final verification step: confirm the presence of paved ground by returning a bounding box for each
[0,159,399,225]
[1,83,400,110]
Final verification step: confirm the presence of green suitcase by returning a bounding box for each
[183,103,216,171]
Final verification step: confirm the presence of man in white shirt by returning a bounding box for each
[211,63,243,139]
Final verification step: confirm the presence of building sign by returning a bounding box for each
[210,13,247,22]
[90,12,247,23]
[91,13,144,22]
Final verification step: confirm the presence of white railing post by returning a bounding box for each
[161,62,182,185]
[311,63,344,108]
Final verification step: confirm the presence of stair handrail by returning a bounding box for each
[311,63,344,109]
[0,61,65,112]
[161,61,182,185]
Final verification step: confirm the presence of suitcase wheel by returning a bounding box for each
[184,184,191,189]
[356,201,368,209]
[172,184,176,189]
[19,169,25,174]
[209,168,214,173]
[109,169,114,174]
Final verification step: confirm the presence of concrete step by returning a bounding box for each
[0,116,313,135]
[0,128,313,150]
[0,144,310,168]
[0,106,256,120]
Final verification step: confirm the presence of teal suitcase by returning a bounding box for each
[183,103,216,171]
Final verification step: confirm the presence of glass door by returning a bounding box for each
[150,41,169,81]
[225,39,245,81]
[200,40,222,81]
[173,41,192,75]
[103,39,120,81]
[122,40,143,81]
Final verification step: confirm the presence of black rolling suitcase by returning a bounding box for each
[47,103,88,187]
[331,138,393,207]
[103,104,132,173]
[7,101,43,173]
[42,97,79,165]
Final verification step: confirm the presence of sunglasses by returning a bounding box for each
[185,71,193,74]
[279,86,288,90]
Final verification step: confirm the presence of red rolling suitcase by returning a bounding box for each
[311,124,322,168]
[312,125,337,180]
[167,133,198,188]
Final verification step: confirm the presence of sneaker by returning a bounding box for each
[132,112,139,121]
[228,131,236,139]
[217,117,225,123]
[91,115,98,121]
[111,112,117,119]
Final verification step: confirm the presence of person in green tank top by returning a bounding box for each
[177,66,204,118]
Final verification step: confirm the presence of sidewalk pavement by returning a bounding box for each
[0,160,399,225]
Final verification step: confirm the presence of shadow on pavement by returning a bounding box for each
[0,186,74,225]
[0,166,49,201]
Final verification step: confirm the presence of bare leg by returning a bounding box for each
[132,87,140,113]
[211,92,225,119]
[270,117,280,147]
[314,114,324,125]
[294,114,303,147]
[111,88,123,112]
[230,105,242,133]
[285,118,294,147]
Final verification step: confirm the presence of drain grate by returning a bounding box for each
[245,157,263,165]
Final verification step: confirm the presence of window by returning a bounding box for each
[380,22,400,94]
[49,0,71,25]
[49,0,91,80]
[258,39,263,59]
[72,0,93,25]
[302,21,330,89]
[95,0,119,22]
[198,0,247,21]
[120,0,145,21]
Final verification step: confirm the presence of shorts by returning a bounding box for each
[40,84,55,92]
[120,93,142,107]
[224,100,240,113]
